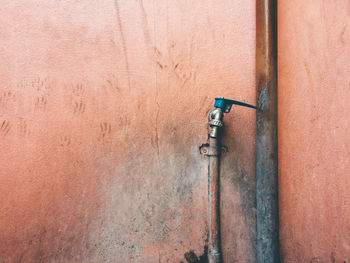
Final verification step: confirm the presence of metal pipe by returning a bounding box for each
[201,98,256,263]
[208,136,222,263]
[256,0,279,262]
[207,108,223,263]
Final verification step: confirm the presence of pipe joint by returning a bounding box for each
[209,248,221,263]
[208,108,224,138]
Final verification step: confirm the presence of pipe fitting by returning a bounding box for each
[208,108,224,138]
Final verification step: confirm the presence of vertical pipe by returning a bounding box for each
[208,137,221,263]
[256,0,279,262]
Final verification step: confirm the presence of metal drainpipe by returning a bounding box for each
[256,0,279,262]
[201,98,257,263]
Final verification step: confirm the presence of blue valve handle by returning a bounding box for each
[214,97,257,113]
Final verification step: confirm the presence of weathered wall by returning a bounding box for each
[279,1,350,262]
[0,1,256,262]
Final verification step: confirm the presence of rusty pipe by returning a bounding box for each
[256,0,279,262]
[208,136,221,263]
[201,99,256,263]
[207,108,223,263]
[200,107,224,263]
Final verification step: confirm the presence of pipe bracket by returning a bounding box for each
[200,144,227,156]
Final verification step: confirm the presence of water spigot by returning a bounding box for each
[203,97,257,263]
[208,97,257,138]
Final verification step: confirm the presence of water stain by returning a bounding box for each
[182,245,208,263]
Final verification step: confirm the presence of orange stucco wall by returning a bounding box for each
[279,1,350,262]
[0,1,256,262]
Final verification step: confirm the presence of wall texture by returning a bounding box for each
[0,1,256,262]
[279,1,350,262]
